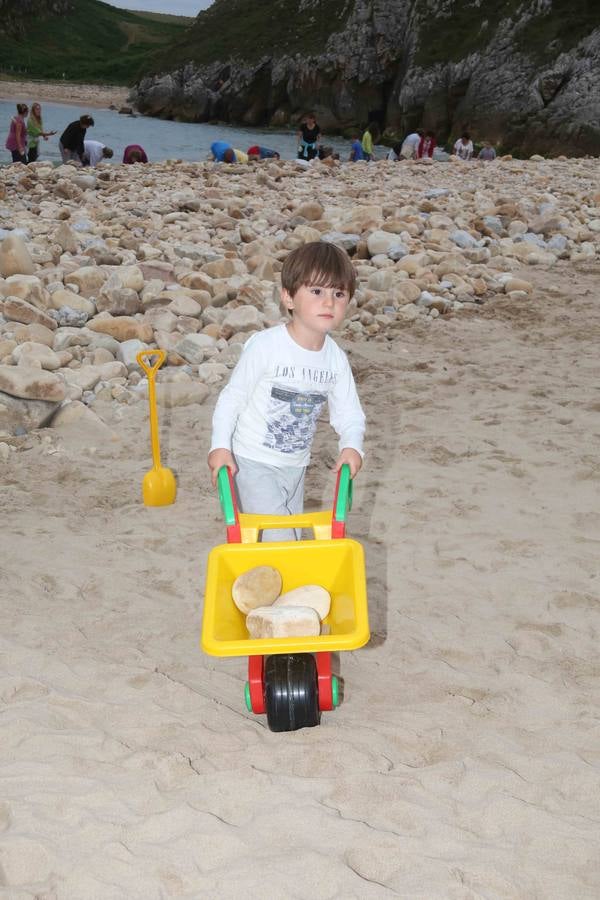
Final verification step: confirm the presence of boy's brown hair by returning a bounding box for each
[281,241,356,300]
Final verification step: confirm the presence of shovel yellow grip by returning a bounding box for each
[137,349,166,470]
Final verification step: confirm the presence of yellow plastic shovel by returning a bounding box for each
[136,349,177,507]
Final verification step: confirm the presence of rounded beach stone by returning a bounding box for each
[232,566,282,614]
[246,605,321,639]
[0,234,35,277]
[0,364,66,402]
[273,585,331,621]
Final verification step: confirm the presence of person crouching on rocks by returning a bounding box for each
[59,114,94,165]
[83,139,113,167]
[247,145,280,160]
[223,147,249,164]
[123,144,148,164]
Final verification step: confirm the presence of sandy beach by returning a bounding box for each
[0,153,599,898]
[0,79,130,110]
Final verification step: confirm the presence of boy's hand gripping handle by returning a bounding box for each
[216,464,352,542]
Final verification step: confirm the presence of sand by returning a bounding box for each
[1,150,600,897]
[2,258,599,897]
[0,79,130,110]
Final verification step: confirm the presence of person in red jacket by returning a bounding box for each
[417,130,436,159]
[123,144,148,164]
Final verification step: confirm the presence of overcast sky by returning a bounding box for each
[110,1,210,15]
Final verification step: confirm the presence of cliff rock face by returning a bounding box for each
[130,0,600,155]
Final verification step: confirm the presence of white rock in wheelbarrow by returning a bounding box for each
[232,566,282,614]
[273,585,331,621]
[246,605,321,639]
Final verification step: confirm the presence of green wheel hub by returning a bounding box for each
[331,674,340,708]
[244,681,252,712]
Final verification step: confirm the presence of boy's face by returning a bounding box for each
[283,282,350,340]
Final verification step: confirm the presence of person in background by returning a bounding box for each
[417,130,436,159]
[400,129,423,159]
[454,132,474,160]
[83,139,113,167]
[26,103,56,163]
[297,112,321,161]
[478,140,497,161]
[349,136,365,161]
[223,147,249,164]
[210,140,233,161]
[247,145,280,160]
[5,103,28,163]
[386,142,403,161]
[361,122,379,161]
[318,145,339,161]
[123,144,148,164]
[59,114,94,164]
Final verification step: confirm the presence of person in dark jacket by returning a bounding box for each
[59,114,94,164]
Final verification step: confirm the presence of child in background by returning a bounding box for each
[349,137,365,161]
[361,122,379,161]
[208,241,365,542]
[26,103,56,163]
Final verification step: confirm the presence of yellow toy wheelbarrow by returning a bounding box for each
[201,464,369,731]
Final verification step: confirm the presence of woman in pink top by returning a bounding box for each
[5,103,28,163]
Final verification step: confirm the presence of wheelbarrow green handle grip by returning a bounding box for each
[333,463,353,523]
[217,464,352,526]
[217,465,238,526]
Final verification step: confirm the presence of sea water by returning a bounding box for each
[0,98,355,165]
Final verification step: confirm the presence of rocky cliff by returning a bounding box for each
[130,0,600,156]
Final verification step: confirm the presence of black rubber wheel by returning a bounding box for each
[264,654,321,732]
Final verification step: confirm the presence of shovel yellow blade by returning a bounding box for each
[142,466,177,507]
[137,348,177,507]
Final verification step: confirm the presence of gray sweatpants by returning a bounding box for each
[235,455,306,542]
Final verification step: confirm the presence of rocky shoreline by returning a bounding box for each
[1,153,599,448]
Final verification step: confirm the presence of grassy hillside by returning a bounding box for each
[0,0,190,85]
[415,0,598,67]
[150,0,352,71]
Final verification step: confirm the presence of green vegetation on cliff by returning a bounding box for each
[0,0,190,84]
[151,0,352,71]
[415,0,598,67]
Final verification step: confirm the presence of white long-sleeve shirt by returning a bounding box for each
[210,325,365,468]
[83,139,106,167]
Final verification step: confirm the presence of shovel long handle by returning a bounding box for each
[137,350,166,470]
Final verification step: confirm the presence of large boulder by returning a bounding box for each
[0,392,60,437]
[0,365,66,402]
[2,297,57,330]
[87,316,153,343]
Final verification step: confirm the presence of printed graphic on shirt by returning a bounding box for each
[264,386,327,454]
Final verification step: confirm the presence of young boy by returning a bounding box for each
[207,241,365,541]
